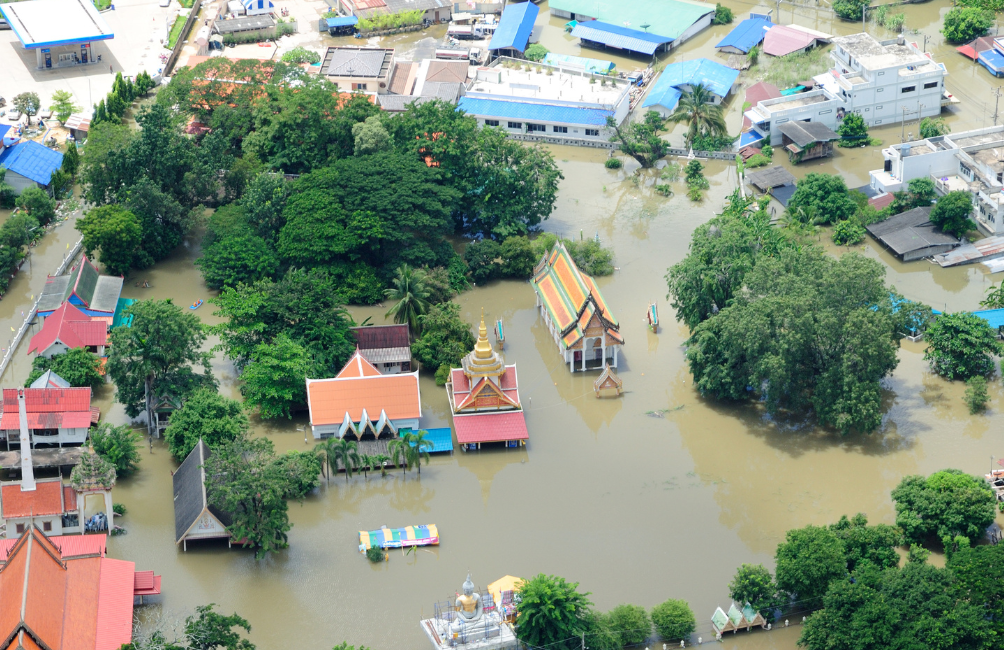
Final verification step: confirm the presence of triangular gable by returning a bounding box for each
[68,258,100,308]
[727,602,744,626]
[335,349,382,379]
[375,410,396,439]
[455,376,520,412]
[339,412,358,440]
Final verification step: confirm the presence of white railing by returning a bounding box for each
[0,236,84,378]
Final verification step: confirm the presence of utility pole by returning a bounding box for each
[994,87,1003,126]
[923,33,929,54]
[862,5,866,33]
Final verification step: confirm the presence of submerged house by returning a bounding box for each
[552,0,713,52]
[0,125,64,195]
[0,386,94,447]
[350,324,412,373]
[174,439,235,551]
[532,243,622,373]
[27,302,108,358]
[306,349,421,440]
[643,58,739,116]
[36,256,124,322]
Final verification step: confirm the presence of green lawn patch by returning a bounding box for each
[167,14,187,50]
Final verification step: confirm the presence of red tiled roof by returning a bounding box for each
[28,302,108,355]
[133,570,162,596]
[307,370,421,425]
[63,486,77,512]
[453,411,528,444]
[1,480,65,518]
[0,410,94,430]
[0,387,92,430]
[869,193,895,210]
[95,558,136,650]
[0,534,107,563]
[743,81,781,130]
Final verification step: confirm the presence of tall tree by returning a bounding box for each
[930,191,975,238]
[239,172,290,242]
[891,469,997,546]
[728,564,780,619]
[26,348,103,389]
[15,188,56,226]
[12,92,40,125]
[411,303,476,383]
[50,90,81,123]
[948,543,1004,639]
[401,430,433,475]
[164,388,250,462]
[785,173,857,224]
[331,438,360,482]
[775,525,847,603]
[76,205,142,276]
[515,574,593,650]
[240,334,313,419]
[668,84,728,147]
[204,437,291,559]
[384,265,431,333]
[606,111,669,168]
[923,312,1002,380]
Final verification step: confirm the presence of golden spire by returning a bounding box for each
[474,308,494,360]
[463,308,504,379]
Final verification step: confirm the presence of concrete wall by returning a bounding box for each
[4,170,41,195]
[672,12,713,48]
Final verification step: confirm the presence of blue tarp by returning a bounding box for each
[571,20,673,56]
[458,96,612,126]
[489,1,538,52]
[412,427,454,453]
[326,16,358,28]
[715,17,773,53]
[542,52,615,74]
[979,49,1004,76]
[0,140,63,185]
[643,58,739,110]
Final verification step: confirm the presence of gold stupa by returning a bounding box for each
[461,310,505,382]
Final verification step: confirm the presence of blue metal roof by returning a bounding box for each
[643,58,740,110]
[458,96,612,126]
[0,140,64,186]
[411,427,453,454]
[571,21,672,56]
[489,1,538,52]
[715,17,773,53]
[325,15,358,28]
[979,49,1004,74]
[542,53,615,75]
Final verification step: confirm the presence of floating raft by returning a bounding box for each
[190,299,204,310]
[359,524,439,551]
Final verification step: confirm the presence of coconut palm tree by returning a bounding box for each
[332,438,360,482]
[384,265,431,335]
[373,454,391,477]
[387,437,408,475]
[313,438,339,484]
[668,83,728,148]
[360,454,380,479]
[402,430,434,476]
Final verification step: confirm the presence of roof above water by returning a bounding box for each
[778,120,839,147]
[571,21,672,56]
[0,0,114,49]
[307,353,421,425]
[458,96,613,126]
[0,140,64,186]
[325,15,359,28]
[488,1,538,52]
[715,17,773,53]
[350,324,410,351]
[323,47,393,77]
[866,206,960,256]
[542,52,616,74]
[746,165,797,191]
[550,0,713,41]
[763,24,817,57]
[173,440,233,543]
[643,58,739,109]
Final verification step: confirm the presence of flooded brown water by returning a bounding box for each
[3,2,1004,648]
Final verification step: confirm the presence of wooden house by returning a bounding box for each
[778,120,839,163]
[173,440,235,551]
[532,243,623,373]
[350,324,412,373]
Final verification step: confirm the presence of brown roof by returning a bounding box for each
[743,81,781,129]
[388,61,417,95]
[425,60,469,84]
[1,480,66,518]
[778,120,839,147]
[351,324,410,350]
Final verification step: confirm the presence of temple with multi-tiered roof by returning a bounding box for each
[532,242,622,372]
[446,312,528,451]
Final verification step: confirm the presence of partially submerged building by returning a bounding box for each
[552,0,713,52]
[570,21,673,57]
[643,58,739,116]
[763,24,818,57]
[37,256,124,322]
[0,386,94,447]
[743,89,844,148]
[458,58,632,147]
[27,302,108,358]
[777,120,839,163]
[174,439,235,551]
[350,324,412,373]
[337,0,453,24]
[532,243,622,372]
[715,16,773,55]
[306,349,421,439]
[865,206,961,261]
[746,166,797,206]
[0,125,65,195]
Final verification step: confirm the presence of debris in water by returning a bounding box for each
[645,405,684,418]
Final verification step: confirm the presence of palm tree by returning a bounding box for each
[402,430,434,476]
[313,438,339,484]
[360,454,379,479]
[667,83,728,148]
[384,265,431,335]
[387,437,408,475]
[332,438,360,482]
[373,454,391,477]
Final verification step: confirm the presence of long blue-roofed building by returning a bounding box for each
[458,57,632,147]
[642,58,740,116]
[489,1,538,57]
[570,21,673,57]
[553,0,713,52]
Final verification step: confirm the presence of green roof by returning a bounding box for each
[548,0,713,40]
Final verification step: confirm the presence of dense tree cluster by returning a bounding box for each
[26,347,103,389]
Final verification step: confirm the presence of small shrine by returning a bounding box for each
[593,364,623,398]
[711,602,768,636]
[420,573,518,650]
[446,312,528,451]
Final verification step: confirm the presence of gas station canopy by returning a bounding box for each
[0,0,114,49]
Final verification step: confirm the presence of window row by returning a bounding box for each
[484,120,601,136]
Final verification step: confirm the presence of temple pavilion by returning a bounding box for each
[446,312,528,451]
[531,243,622,372]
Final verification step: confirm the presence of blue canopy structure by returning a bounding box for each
[571,21,672,56]
[325,16,358,28]
[458,97,613,126]
[542,53,615,75]
[715,17,773,54]
[489,1,538,52]
[643,58,739,111]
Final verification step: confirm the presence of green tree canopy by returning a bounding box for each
[948,543,1004,639]
[669,84,728,148]
[280,46,321,64]
[384,265,431,333]
[943,7,994,44]
[607,111,669,168]
[786,173,857,224]
[515,574,593,650]
[26,348,103,389]
[524,43,549,62]
[892,469,997,545]
[828,513,900,572]
[164,388,250,462]
[239,172,290,242]
[650,599,696,642]
[184,603,256,650]
[923,311,1002,380]
[76,205,141,276]
[240,333,313,419]
[411,303,475,379]
[106,299,215,418]
[352,115,391,156]
[833,0,870,21]
[920,117,950,139]
[930,191,975,238]
[728,564,779,620]
[837,113,870,147]
[15,187,56,227]
[88,423,141,478]
[12,92,41,124]
[605,604,650,646]
[271,450,321,500]
[51,89,81,123]
[775,525,847,603]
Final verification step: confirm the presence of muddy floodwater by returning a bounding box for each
[1,1,1003,648]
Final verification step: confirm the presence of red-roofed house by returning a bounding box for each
[763,25,818,57]
[0,478,82,537]
[306,349,421,440]
[27,302,108,358]
[446,312,528,450]
[0,527,160,650]
[0,387,93,447]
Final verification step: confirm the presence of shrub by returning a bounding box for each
[687,187,703,202]
[920,117,950,139]
[281,46,320,64]
[832,219,866,246]
[112,503,127,516]
[655,184,672,196]
[745,153,770,168]
[366,545,385,562]
[660,162,681,181]
[525,44,549,62]
[833,0,870,22]
[89,423,142,477]
[604,157,622,169]
[650,599,696,642]
[711,3,733,25]
[606,604,650,646]
[964,376,989,413]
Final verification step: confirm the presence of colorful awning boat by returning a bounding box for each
[358,524,439,551]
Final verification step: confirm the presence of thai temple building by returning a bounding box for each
[446,312,528,451]
[531,243,622,372]
[306,348,421,440]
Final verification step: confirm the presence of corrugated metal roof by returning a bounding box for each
[551,0,711,41]
[0,140,63,186]
[458,96,612,126]
[643,58,739,109]
[542,52,615,74]
[453,411,528,444]
[571,21,672,56]
[763,24,816,57]
[488,1,537,52]
[715,17,773,53]
[415,427,453,453]
[979,49,1004,73]
[94,557,136,650]
[326,15,358,28]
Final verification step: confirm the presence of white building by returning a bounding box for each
[743,90,844,147]
[820,33,948,128]
[868,125,1004,236]
[457,58,631,148]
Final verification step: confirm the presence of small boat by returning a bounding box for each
[189,299,204,310]
[495,318,505,349]
[358,524,439,552]
[646,302,659,333]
